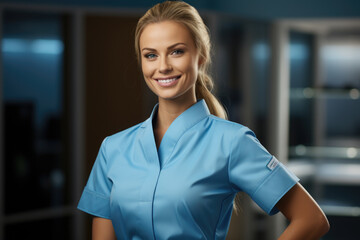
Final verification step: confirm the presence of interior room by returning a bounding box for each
[0,0,359,239]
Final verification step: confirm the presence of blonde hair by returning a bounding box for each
[135,0,227,120]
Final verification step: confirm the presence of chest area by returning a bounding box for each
[107,139,232,205]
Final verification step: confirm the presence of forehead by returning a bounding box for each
[139,21,195,49]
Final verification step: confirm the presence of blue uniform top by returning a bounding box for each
[78,99,299,239]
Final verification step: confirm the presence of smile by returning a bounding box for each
[155,75,181,87]
[158,77,178,83]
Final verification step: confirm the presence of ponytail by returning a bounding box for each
[196,71,227,120]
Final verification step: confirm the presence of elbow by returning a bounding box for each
[313,212,330,237]
[296,212,330,239]
[320,215,330,236]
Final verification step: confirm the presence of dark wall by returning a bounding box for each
[1,0,360,19]
[214,0,360,19]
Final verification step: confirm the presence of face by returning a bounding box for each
[139,20,201,103]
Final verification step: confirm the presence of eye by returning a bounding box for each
[171,49,184,55]
[144,53,157,59]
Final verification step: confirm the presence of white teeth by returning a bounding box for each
[158,77,178,83]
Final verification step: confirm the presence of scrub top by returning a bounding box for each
[78,99,299,240]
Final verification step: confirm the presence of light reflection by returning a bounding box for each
[322,44,360,61]
[253,42,270,60]
[347,148,358,158]
[303,87,315,98]
[295,144,307,155]
[290,43,309,59]
[2,38,64,54]
[349,89,360,99]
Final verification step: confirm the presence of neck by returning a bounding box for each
[156,96,197,130]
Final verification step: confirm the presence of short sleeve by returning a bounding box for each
[77,137,112,219]
[229,127,299,215]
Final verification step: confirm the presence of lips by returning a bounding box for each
[155,75,181,87]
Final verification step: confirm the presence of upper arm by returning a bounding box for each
[78,138,113,218]
[92,217,116,240]
[228,127,299,214]
[276,183,330,230]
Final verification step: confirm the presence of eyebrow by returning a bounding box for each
[141,42,187,52]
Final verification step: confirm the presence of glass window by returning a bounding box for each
[2,11,69,214]
[289,31,315,146]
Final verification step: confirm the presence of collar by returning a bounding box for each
[140,99,210,167]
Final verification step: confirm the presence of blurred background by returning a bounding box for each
[0,0,360,239]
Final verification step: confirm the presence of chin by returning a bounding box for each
[149,83,196,102]
[157,94,182,101]
[157,90,195,103]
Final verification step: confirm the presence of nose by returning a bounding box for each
[159,56,172,73]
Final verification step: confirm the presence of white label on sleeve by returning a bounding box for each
[267,156,279,171]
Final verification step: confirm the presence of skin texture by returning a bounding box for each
[92,20,330,240]
[92,217,115,240]
[276,183,330,239]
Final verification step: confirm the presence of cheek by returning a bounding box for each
[141,61,154,78]
[174,56,199,76]
[185,58,199,80]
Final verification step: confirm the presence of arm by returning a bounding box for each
[276,183,330,240]
[92,217,116,240]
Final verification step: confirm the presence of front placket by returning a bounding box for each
[139,100,210,239]
[140,114,185,239]
[138,119,161,240]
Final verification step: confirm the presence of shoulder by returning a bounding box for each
[207,114,254,137]
[206,115,262,154]
[96,121,146,166]
[103,121,144,149]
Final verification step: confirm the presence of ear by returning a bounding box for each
[198,56,205,66]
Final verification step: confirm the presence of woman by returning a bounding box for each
[78,1,330,239]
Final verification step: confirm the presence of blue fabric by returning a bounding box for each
[78,99,299,239]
